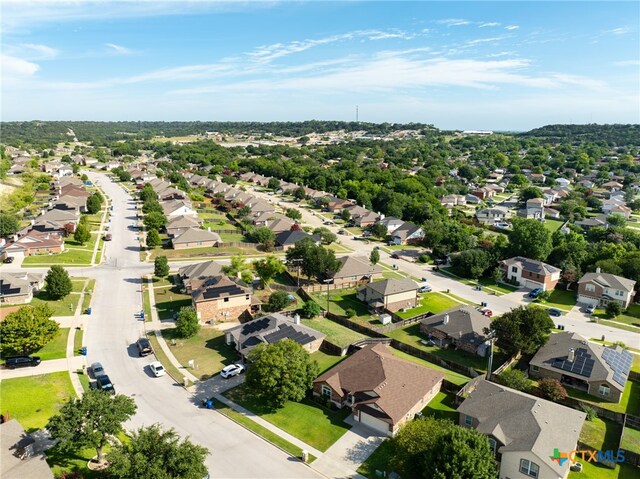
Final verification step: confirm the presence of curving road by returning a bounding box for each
[84,172,319,478]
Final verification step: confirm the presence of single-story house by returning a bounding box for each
[166,214,202,238]
[192,275,254,323]
[357,278,418,312]
[601,181,623,192]
[330,256,383,286]
[313,343,444,436]
[576,269,635,309]
[390,222,424,245]
[161,199,197,218]
[274,230,320,250]
[0,272,44,304]
[555,178,571,188]
[171,228,221,249]
[1,419,55,479]
[529,331,633,403]
[1,231,64,259]
[225,313,325,360]
[502,257,561,290]
[458,379,585,479]
[419,306,491,356]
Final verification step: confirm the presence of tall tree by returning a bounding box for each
[175,306,200,338]
[370,223,388,239]
[223,254,250,277]
[253,255,285,286]
[46,389,137,463]
[508,219,552,261]
[246,339,319,408]
[313,227,337,244]
[490,305,555,355]
[45,265,73,299]
[74,223,91,245]
[0,304,58,355]
[107,424,209,479]
[144,211,167,230]
[146,228,161,248]
[0,213,20,237]
[154,256,170,278]
[86,193,102,214]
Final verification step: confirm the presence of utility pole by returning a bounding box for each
[323,279,333,316]
[486,330,496,381]
[288,258,303,287]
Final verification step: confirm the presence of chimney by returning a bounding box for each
[208,227,211,232]
[568,348,575,363]
[595,267,601,274]
[293,313,300,325]
[443,314,449,325]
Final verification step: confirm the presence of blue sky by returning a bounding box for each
[2,1,639,130]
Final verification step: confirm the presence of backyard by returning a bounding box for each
[389,347,470,386]
[224,384,351,452]
[394,292,462,319]
[420,390,458,422]
[621,426,640,454]
[308,287,371,318]
[301,317,370,348]
[310,350,345,374]
[565,379,639,415]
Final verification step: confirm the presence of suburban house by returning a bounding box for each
[476,207,510,225]
[225,313,325,360]
[166,214,202,238]
[52,195,87,213]
[601,181,623,192]
[274,230,320,250]
[1,419,55,479]
[376,216,404,234]
[518,197,545,220]
[529,173,547,183]
[576,269,635,309]
[326,198,353,213]
[265,217,295,234]
[529,331,633,403]
[440,194,467,207]
[313,343,444,436]
[419,306,491,357]
[555,178,571,188]
[0,272,44,304]
[502,257,561,290]
[0,231,64,260]
[575,214,609,231]
[472,186,496,200]
[329,256,383,286]
[171,228,221,249]
[458,379,585,479]
[191,275,254,323]
[390,222,424,245]
[177,260,224,292]
[604,203,632,219]
[356,278,418,312]
[347,207,379,228]
[161,199,197,218]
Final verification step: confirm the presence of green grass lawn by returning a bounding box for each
[148,244,262,260]
[219,232,248,242]
[310,350,345,374]
[73,327,84,356]
[535,288,577,311]
[439,268,517,295]
[566,379,639,415]
[34,327,69,360]
[153,286,192,320]
[594,304,640,329]
[580,417,623,451]
[71,278,88,293]
[381,270,407,279]
[621,426,640,453]
[309,288,371,318]
[395,292,462,319]
[420,391,458,422]
[544,219,565,232]
[632,355,640,374]
[301,317,369,348]
[163,326,238,380]
[30,291,81,317]
[384,323,503,372]
[389,347,470,386]
[568,460,638,479]
[357,438,394,478]
[22,248,94,265]
[0,372,76,432]
[224,384,351,452]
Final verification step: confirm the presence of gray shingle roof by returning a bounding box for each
[457,379,584,477]
[503,257,561,276]
[364,278,418,296]
[332,256,383,279]
[578,272,635,293]
[420,305,490,343]
[178,260,223,285]
[172,227,221,245]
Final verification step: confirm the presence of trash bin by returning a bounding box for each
[80,346,87,356]
[87,307,92,315]
[206,399,214,410]
[140,311,145,319]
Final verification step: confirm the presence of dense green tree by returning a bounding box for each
[490,305,555,355]
[285,238,340,282]
[246,339,319,408]
[301,300,322,319]
[222,254,250,277]
[45,265,73,299]
[175,307,200,338]
[267,177,281,190]
[286,208,302,220]
[108,424,209,479]
[144,211,167,230]
[606,301,622,318]
[451,249,493,279]
[370,223,388,239]
[237,205,252,218]
[294,186,306,200]
[0,213,20,237]
[46,389,137,463]
[253,255,285,286]
[312,227,337,244]
[518,186,544,206]
[497,369,531,392]
[154,256,170,278]
[249,227,276,245]
[340,209,352,222]
[508,219,552,261]
[86,193,102,214]
[145,228,161,248]
[370,248,380,265]
[73,223,91,245]
[266,290,292,312]
[0,304,57,355]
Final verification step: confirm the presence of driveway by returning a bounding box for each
[311,417,384,479]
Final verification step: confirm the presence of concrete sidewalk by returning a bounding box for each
[0,356,86,380]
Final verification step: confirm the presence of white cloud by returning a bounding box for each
[603,27,631,35]
[106,43,135,55]
[487,51,516,58]
[478,22,501,28]
[1,54,39,76]
[612,59,640,66]
[18,43,58,59]
[437,18,471,27]
[465,37,506,47]
[505,25,520,31]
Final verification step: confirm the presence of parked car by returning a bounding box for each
[528,288,544,298]
[220,363,245,379]
[391,253,400,259]
[95,375,115,394]
[91,362,106,377]
[434,259,446,265]
[585,304,596,314]
[418,285,432,293]
[149,361,166,377]
[337,229,346,235]
[5,355,41,369]
[3,256,14,264]
[323,221,334,225]
[547,308,563,317]
[136,338,153,357]
[480,309,493,317]
[104,233,112,241]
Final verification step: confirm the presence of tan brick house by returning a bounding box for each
[502,257,561,291]
[192,275,253,323]
[576,269,635,309]
[356,278,418,312]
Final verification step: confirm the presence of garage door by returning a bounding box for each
[359,411,391,436]
[577,295,599,306]
[524,280,542,290]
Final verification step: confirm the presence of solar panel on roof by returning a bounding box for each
[552,348,595,378]
[602,347,632,387]
[202,284,245,299]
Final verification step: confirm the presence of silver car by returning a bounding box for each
[91,362,106,377]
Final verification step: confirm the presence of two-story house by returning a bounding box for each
[356,278,418,312]
[191,275,254,323]
[420,306,491,356]
[502,257,561,290]
[476,208,510,225]
[577,269,635,309]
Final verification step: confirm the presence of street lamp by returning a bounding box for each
[323,279,333,317]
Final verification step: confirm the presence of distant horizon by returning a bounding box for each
[3,1,638,129]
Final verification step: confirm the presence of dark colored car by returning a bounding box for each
[3,256,15,263]
[136,338,153,357]
[391,253,400,259]
[5,355,41,369]
[547,308,563,317]
[528,288,543,298]
[95,375,115,394]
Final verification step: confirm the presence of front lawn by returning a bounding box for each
[30,291,81,317]
[394,292,462,319]
[357,439,395,478]
[389,347,470,386]
[224,384,351,452]
[162,326,238,380]
[301,317,369,348]
[420,391,458,422]
[535,288,577,311]
[153,286,192,320]
[566,379,639,415]
[22,248,94,265]
[310,350,345,374]
[0,372,76,432]
[35,327,69,361]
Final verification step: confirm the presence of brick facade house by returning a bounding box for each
[191,275,253,323]
[501,257,561,291]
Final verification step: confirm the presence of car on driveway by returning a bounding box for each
[528,288,543,298]
[220,363,245,379]
[3,256,14,264]
[480,308,493,317]
[91,362,106,377]
[418,285,432,293]
[136,338,153,357]
[149,361,166,377]
[5,355,41,369]
[585,304,596,314]
[547,308,563,317]
[95,375,115,394]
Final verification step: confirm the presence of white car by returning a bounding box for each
[220,363,245,379]
[149,361,166,377]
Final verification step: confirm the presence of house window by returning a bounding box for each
[224,297,229,303]
[519,459,539,478]
[321,385,331,399]
[531,365,539,372]
[586,284,595,292]
[488,438,497,455]
[599,385,610,397]
[615,290,624,297]
[511,266,518,273]
[245,295,250,300]
[464,415,473,426]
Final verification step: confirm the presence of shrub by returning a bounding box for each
[418,254,430,264]
[301,301,322,319]
[537,290,552,302]
[266,291,292,312]
[175,307,200,339]
[538,378,567,401]
[345,308,356,318]
[606,301,622,318]
[582,405,598,422]
[496,369,531,392]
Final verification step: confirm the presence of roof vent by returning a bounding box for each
[595,267,601,274]
[443,314,449,325]
[568,348,575,363]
